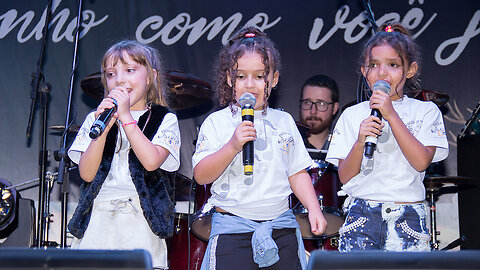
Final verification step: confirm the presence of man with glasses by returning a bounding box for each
[299,74,339,160]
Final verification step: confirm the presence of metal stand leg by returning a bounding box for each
[427,191,440,250]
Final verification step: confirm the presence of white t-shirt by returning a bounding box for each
[326,96,448,202]
[192,106,312,220]
[68,110,181,201]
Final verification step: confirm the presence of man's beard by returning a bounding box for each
[302,116,332,135]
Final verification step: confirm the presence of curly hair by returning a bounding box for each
[360,22,421,97]
[100,40,169,108]
[213,26,281,113]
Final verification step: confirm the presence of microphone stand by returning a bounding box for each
[361,0,378,34]
[25,0,54,248]
[356,0,378,104]
[56,0,84,248]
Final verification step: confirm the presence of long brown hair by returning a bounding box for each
[100,40,169,107]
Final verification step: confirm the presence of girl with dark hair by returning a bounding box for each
[193,27,326,269]
[326,23,449,251]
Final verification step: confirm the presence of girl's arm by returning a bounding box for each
[372,90,435,171]
[289,169,327,235]
[194,121,256,185]
[123,122,170,171]
[78,98,117,182]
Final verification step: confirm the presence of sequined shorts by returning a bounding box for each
[338,198,430,252]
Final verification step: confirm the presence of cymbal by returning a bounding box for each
[80,70,213,111]
[49,125,80,133]
[296,121,311,136]
[165,70,212,111]
[80,72,104,101]
[424,175,477,191]
[408,89,449,107]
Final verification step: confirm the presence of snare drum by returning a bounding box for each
[190,183,213,242]
[291,160,345,238]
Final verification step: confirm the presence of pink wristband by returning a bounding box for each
[122,120,137,127]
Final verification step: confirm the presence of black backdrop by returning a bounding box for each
[0,1,478,207]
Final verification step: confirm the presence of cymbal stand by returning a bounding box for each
[43,172,58,247]
[426,186,441,250]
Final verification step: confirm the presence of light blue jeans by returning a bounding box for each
[338,198,430,252]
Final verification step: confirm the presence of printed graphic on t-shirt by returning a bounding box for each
[194,134,207,156]
[75,126,90,146]
[278,132,294,152]
[405,120,423,137]
[159,129,180,152]
[431,121,446,137]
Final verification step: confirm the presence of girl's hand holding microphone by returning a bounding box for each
[107,87,132,124]
[358,115,384,145]
[229,121,256,153]
[369,89,395,121]
[89,87,132,139]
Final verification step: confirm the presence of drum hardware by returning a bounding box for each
[80,70,213,111]
[49,125,80,134]
[329,235,339,248]
[424,175,476,250]
[306,148,328,154]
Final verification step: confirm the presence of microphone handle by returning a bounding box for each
[242,105,254,175]
[371,108,382,119]
[364,109,382,158]
[89,105,117,139]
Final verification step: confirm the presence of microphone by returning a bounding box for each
[238,93,256,175]
[89,99,117,139]
[364,80,391,158]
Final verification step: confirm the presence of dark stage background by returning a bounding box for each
[0,0,479,248]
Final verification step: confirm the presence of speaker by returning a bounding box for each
[0,248,152,270]
[457,136,480,249]
[0,198,35,247]
[307,250,480,270]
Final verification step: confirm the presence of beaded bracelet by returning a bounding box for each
[122,120,137,127]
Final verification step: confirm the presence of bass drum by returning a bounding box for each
[167,213,207,270]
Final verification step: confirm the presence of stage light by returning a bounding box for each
[0,178,17,234]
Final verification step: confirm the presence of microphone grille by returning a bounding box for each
[373,80,391,94]
[238,93,256,107]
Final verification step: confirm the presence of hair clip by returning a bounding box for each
[245,33,255,38]
[385,25,394,33]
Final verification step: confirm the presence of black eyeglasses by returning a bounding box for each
[300,99,333,112]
